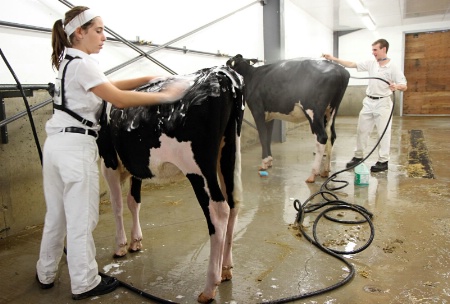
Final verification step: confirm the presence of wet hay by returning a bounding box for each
[407,130,434,178]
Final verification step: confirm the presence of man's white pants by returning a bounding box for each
[36,132,101,294]
[354,96,393,163]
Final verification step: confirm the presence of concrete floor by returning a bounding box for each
[1,116,449,304]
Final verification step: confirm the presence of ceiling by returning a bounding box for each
[290,0,450,31]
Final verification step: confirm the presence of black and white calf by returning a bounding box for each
[96,66,244,303]
[226,54,350,182]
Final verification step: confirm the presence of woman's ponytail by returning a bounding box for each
[50,6,89,70]
[51,19,71,70]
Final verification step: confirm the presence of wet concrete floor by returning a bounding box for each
[1,116,449,304]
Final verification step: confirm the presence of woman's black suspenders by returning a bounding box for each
[53,54,105,127]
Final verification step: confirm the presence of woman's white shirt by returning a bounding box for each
[46,48,108,135]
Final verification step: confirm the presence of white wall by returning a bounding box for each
[284,0,334,59]
[0,0,264,84]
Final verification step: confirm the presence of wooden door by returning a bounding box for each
[403,30,450,115]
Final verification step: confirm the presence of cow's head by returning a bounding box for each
[226,54,258,73]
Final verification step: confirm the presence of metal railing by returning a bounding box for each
[0,0,261,130]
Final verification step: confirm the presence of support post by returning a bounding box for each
[0,94,7,144]
[263,0,286,143]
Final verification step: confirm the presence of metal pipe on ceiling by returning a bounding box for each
[58,0,261,75]
[1,0,262,128]
[59,0,177,74]
[0,20,226,60]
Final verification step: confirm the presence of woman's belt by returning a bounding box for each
[60,126,97,137]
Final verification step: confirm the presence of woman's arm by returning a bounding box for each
[110,76,162,90]
[91,80,187,108]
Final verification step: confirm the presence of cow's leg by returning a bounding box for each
[307,141,326,183]
[187,173,230,304]
[127,177,142,253]
[307,120,328,183]
[221,207,238,281]
[321,110,337,178]
[201,200,229,303]
[321,119,335,178]
[218,134,242,282]
[254,113,274,170]
[101,161,128,257]
[262,120,274,169]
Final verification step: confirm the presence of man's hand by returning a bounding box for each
[322,53,335,61]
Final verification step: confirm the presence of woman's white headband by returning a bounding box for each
[64,9,99,36]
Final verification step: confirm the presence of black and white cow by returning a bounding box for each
[226,54,350,183]
[97,66,244,303]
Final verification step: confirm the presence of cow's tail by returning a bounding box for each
[221,72,245,210]
[233,80,245,207]
[96,105,119,170]
[232,129,243,207]
[329,69,351,145]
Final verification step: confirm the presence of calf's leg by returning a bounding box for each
[101,161,128,257]
[127,177,142,252]
[187,173,230,304]
[218,136,242,281]
[198,199,230,303]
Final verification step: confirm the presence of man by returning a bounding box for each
[323,39,407,172]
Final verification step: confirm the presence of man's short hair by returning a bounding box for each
[373,39,389,53]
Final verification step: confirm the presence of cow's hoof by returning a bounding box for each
[113,252,127,258]
[221,266,233,281]
[197,292,214,303]
[128,247,141,253]
[113,244,128,258]
[320,171,330,178]
[128,239,142,253]
[305,176,316,183]
[261,156,273,169]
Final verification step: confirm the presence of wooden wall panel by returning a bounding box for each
[403,30,450,115]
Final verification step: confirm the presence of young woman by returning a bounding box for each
[35,6,187,300]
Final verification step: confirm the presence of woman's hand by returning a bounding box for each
[160,79,191,103]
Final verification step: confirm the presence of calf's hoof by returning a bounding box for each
[128,239,142,253]
[197,292,214,303]
[320,171,330,178]
[221,266,233,281]
[113,243,128,258]
[113,253,126,258]
[305,175,316,183]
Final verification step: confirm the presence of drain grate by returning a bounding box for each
[407,129,435,179]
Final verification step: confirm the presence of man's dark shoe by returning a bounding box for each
[36,273,54,289]
[72,276,119,300]
[371,161,388,172]
[346,157,363,168]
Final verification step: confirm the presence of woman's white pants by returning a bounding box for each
[36,132,101,294]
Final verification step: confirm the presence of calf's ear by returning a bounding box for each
[249,59,258,66]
